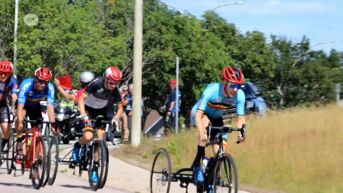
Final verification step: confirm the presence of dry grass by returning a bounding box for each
[112,104,343,193]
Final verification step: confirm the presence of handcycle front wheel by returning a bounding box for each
[213,153,238,193]
[88,140,107,191]
[98,140,109,189]
[150,148,172,193]
[31,136,47,190]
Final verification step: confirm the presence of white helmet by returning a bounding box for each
[80,71,95,84]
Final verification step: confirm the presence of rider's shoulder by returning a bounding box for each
[204,83,220,92]
[20,78,34,86]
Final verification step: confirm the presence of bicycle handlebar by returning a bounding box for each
[206,124,247,146]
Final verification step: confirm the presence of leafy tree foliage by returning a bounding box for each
[0,0,342,121]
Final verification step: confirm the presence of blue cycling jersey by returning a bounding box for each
[18,78,55,105]
[191,83,245,125]
[0,76,18,104]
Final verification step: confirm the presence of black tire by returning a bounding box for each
[88,140,106,191]
[31,136,47,190]
[5,128,15,174]
[47,136,59,185]
[99,140,109,189]
[62,137,70,145]
[150,148,172,193]
[213,154,238,193]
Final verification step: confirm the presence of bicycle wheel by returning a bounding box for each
[5,128,15,174]
[150,148,172,193]
[98,140,109,189]
[31,136,47,189]
[213,153,238,193]
[88,141,104,191]
[47,136,59,185]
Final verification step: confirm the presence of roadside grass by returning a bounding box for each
[111,104,343,193]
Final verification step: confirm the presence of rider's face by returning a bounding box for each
[105,78,120,91]
[223,82,239,97]
[0,72,11,82]
[34,78,49,91]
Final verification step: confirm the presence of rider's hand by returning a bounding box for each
[237,133,245,143]
[82,115,90,124]
[51,122,60,136]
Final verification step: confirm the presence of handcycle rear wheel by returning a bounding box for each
[213,153,238,193]
[150,148,172,193]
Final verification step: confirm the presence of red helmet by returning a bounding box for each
[104,66,122,81]
[169,79,176,86]
[0,60,14,73]
[221,66,244,85]
[35,67,53,81]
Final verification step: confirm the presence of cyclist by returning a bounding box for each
[190,66,246,191]
[0,60,18,156]
[71,66,123,183]
[16,67,57,163]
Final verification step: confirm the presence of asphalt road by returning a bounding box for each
[0,165,128,193]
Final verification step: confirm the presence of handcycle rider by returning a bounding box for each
[190,66,246,192]
[16,67,58,164]
[0,60,18,158]
[70,66,123,183]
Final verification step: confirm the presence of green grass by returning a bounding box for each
[111,104,343,193]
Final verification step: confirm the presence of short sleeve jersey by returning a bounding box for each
[0,76,18,104]
[18,78,55,105]
[84,77,122,109]
[192,83,245,118]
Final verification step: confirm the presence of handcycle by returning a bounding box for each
[150,124,247,193]
[6,118,49,189]
[59,115,111,191]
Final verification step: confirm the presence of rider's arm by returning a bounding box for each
[235,89,246,141]
[10,93,17,109]
[17,104,24,123]
[54,78,73,101]
[78,92,88,117]
[114,103,123,120]
[47,104,55,123]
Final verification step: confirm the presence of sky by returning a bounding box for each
[160,0,343,53]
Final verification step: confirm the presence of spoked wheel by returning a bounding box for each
[213,153,238,193]
[98,140,109,189]
[31,136,47,189]
[88,141,105,191]
[47,136,59,185]
[5,128,15,174]
[78,146,88,177]
[150,148,172,193]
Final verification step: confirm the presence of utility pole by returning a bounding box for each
[131,0,143,146]
[13,0,20,73]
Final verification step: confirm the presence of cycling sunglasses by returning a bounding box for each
[0,72,11,77]
[107,79,120,86]
[36,78,49,85]
[226,83,241,90]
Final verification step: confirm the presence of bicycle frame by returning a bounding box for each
[24,126,39,168]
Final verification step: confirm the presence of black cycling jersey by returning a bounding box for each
[84,77,122,109]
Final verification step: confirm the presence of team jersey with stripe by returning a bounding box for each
[191,83,245,124]
[18,78,55,105]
